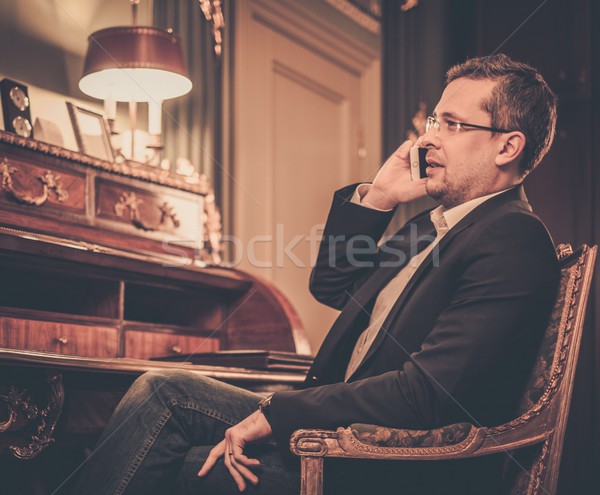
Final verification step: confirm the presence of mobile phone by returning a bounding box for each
[409,146,428,181]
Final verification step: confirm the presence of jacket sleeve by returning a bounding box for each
[309,184,396,310]
[270,212,560,452]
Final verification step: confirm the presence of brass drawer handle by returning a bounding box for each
[171,345,182,354]
[55,337,68,345]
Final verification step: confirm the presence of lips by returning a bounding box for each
[425,156,443,177]
[425,155,444,168]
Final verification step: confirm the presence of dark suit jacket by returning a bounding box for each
[269,184,559,493]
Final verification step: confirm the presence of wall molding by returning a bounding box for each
[251,0,379,73]
[273,61,346,104]
[323,0,381,33]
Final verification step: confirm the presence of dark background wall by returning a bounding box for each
[383,0,597,493]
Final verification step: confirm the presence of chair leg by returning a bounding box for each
[300,456,324,495]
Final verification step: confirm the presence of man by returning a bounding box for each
[72,54,559,495]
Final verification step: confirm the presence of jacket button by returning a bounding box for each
[311,375,318,380]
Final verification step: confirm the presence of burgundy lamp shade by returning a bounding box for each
[79,26,192,102]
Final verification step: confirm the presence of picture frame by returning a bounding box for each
[66,102,114,162]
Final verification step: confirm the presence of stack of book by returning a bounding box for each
[151,350,313,373]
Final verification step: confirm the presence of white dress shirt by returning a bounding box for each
[344,185,512,380]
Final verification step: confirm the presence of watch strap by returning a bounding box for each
[258,394,273,422]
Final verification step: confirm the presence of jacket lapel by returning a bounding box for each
[346,220,473,380]
[308,215,436,381]
[347,186,531,380]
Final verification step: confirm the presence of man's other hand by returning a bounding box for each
[197,410,273,491]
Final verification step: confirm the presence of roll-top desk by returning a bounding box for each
[0,130,310,491]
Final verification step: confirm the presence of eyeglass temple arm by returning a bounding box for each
[458,122,512,133]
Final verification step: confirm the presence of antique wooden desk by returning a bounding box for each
[0,131,309,492]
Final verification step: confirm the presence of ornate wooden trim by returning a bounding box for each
[0,386,39,432]
[2,159,68,206]
[290,429,337,457]
[528,439,550,495]
[159,201,181,228]
[0,130,204,194]
[290,426,484,460]
[114,192,180,232]
[0,370,65,459]
[0,409,17,433]
[323,0,381,33]
[337,424,483,458]
[199,0,225,56]
[199,190,222,265]
[556,243,574,260]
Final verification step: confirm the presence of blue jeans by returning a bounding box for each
[71,370,300,495]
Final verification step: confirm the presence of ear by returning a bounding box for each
[495,131,526,168]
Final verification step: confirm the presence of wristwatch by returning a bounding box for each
[258,394,273,422]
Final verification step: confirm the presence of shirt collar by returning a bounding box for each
[429,207,449,236]
[430,187,515,233]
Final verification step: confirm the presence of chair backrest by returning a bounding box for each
[506,244,596,495]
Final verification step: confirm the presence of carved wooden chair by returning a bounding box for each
[290,244,597,495]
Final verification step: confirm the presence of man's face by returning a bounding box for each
[420,77,503,208]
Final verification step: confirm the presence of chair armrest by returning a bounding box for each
[290,422,484,461]
[290,417,552,461]
[349,422,473,448]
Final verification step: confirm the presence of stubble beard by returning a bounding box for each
[426,167,483,209]
[426,173,463,209]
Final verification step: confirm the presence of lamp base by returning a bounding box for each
[145,133,163,167]
[147,133,163,149]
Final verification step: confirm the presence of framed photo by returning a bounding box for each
[66,102,114,162]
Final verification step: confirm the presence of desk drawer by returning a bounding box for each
[95,178,203,242]
[0,317,119,358]
[0,156,86,214]
[124,330,219,360]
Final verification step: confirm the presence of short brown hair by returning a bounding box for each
[446,54,557,177]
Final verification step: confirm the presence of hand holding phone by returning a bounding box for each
[362,140,428,209]
[409,146,428,181]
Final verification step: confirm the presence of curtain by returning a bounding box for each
[153,0,222,182]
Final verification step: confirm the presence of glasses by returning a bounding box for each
[425,115,512,137]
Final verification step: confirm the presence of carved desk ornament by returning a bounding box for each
[197,174,223,266]
[0,370,64,459]
[1,158,69,206]
[111,174,224,265]
[113,191,181,232]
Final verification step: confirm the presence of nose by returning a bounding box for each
[419,126,440,149]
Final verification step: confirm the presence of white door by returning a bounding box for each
[232,0,381,353]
